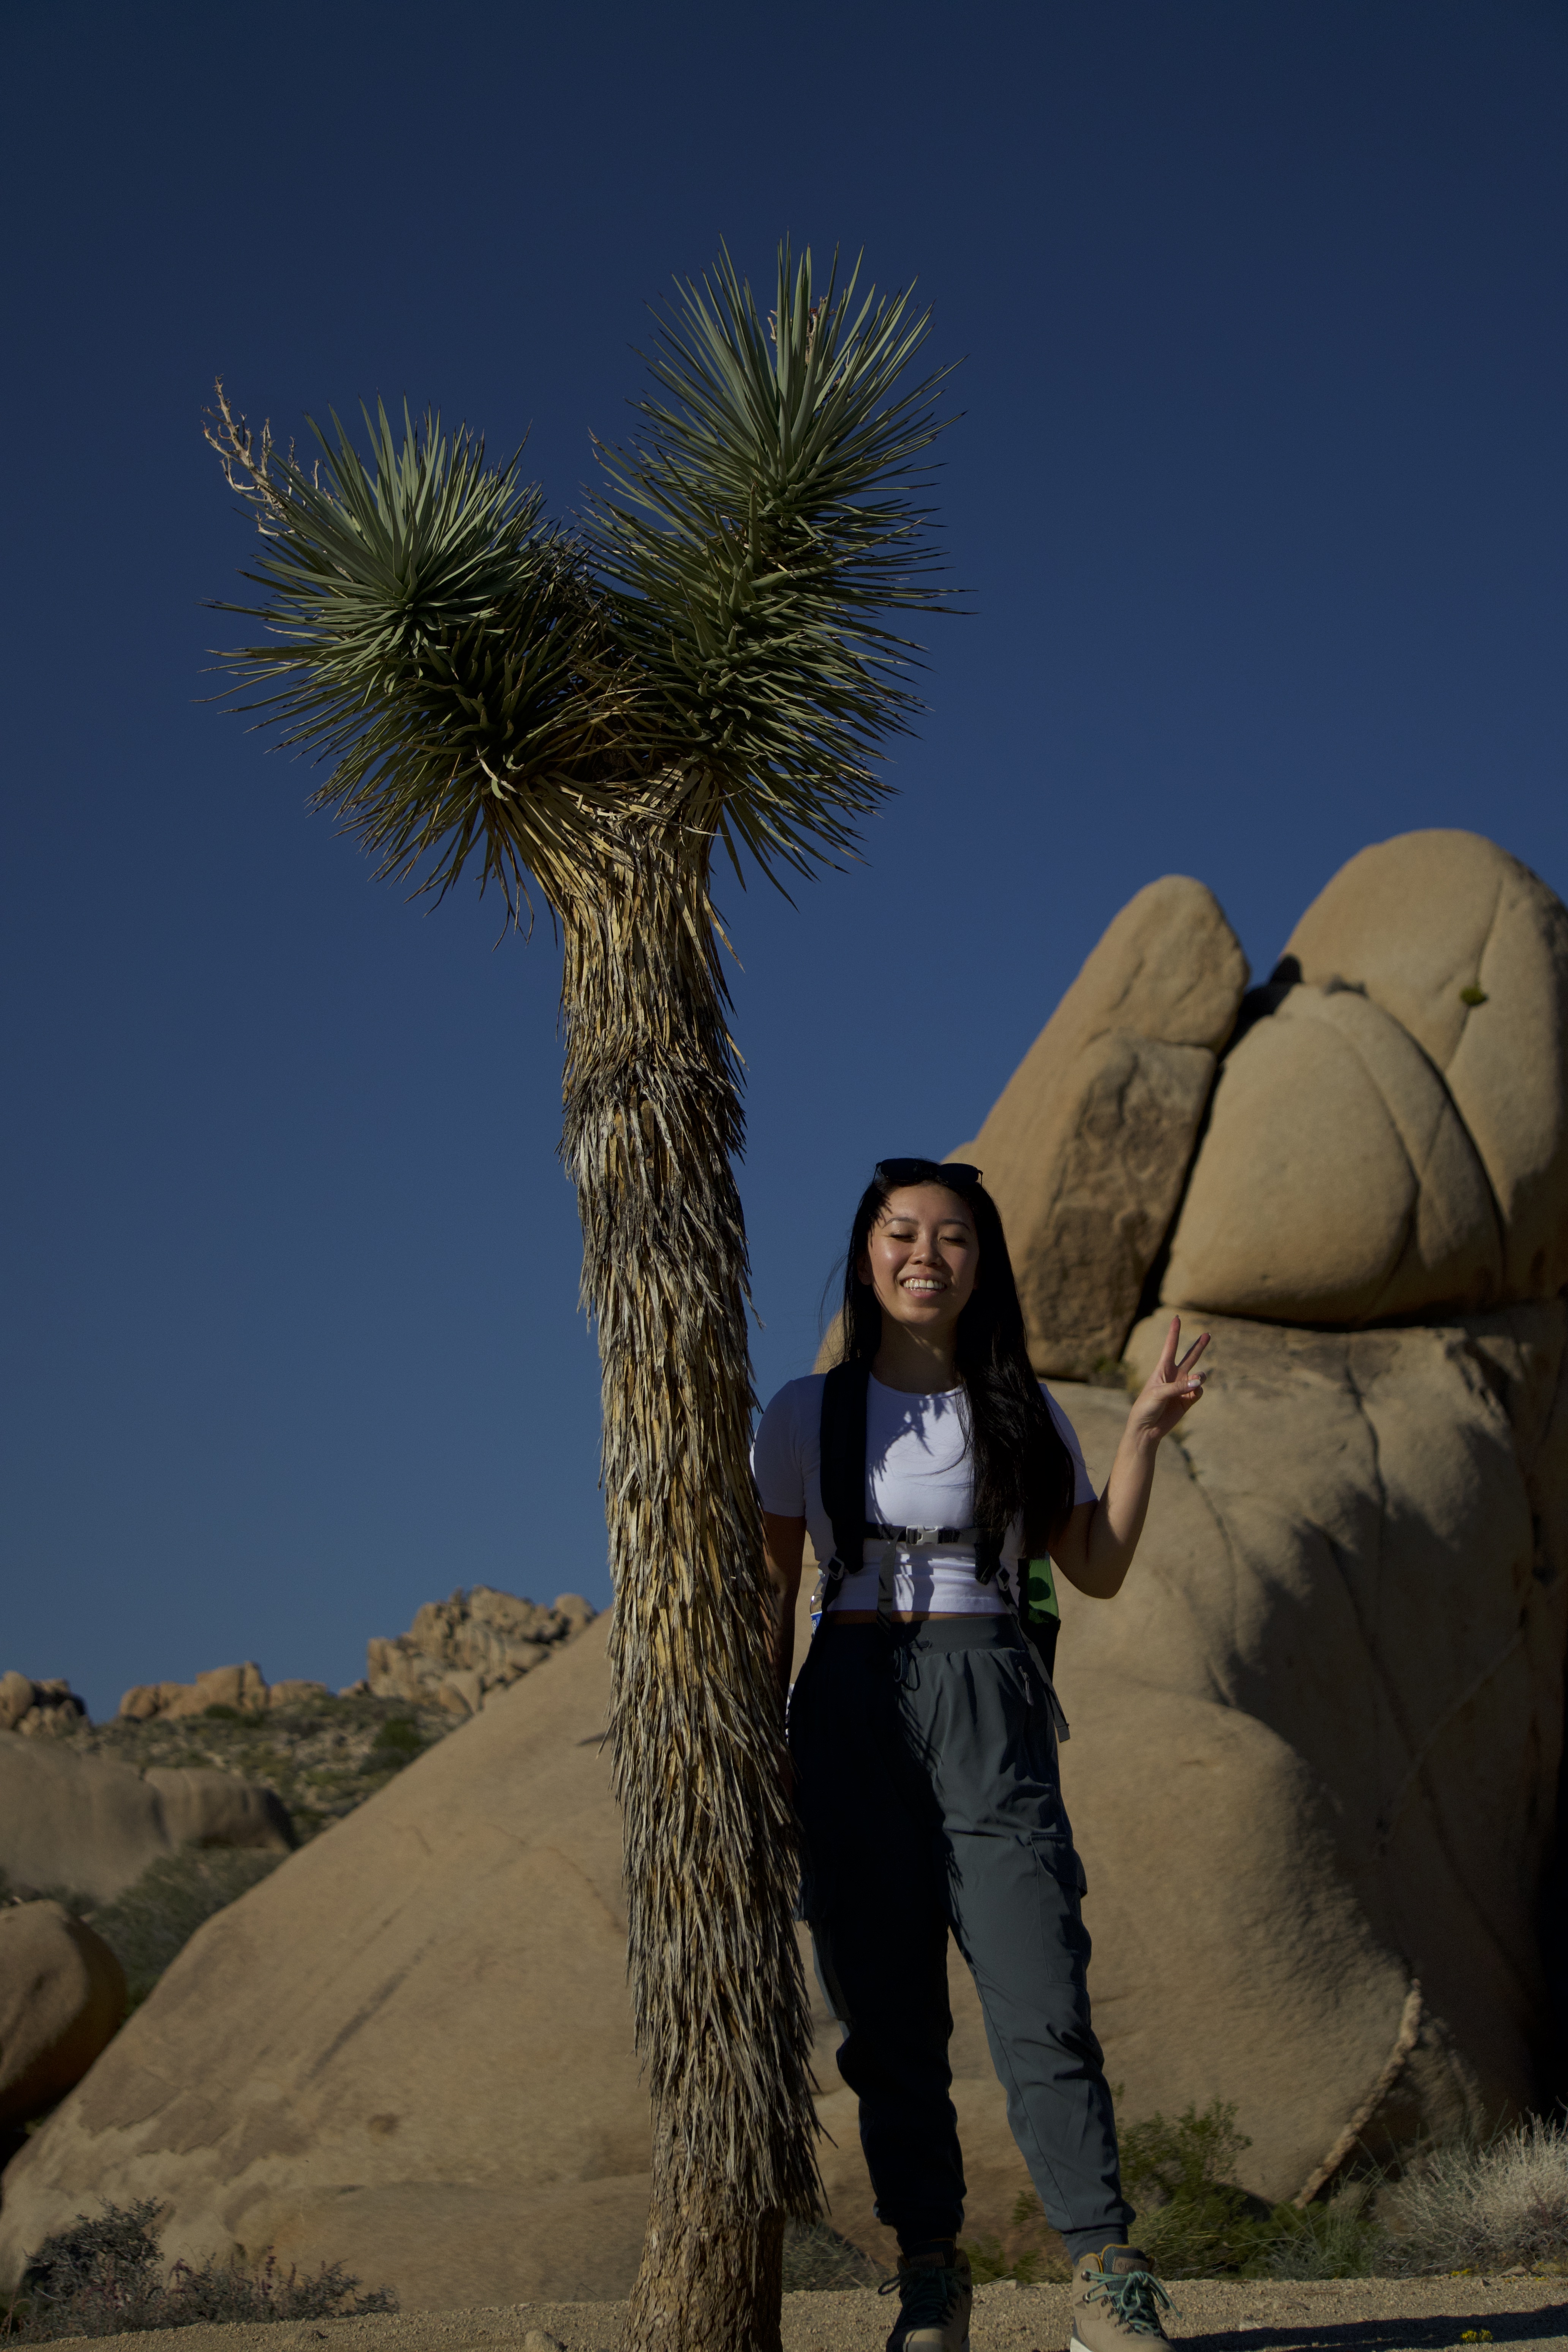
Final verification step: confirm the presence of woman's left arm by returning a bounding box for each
[1050,1315,1209,1600]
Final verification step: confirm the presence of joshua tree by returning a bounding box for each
[204,243,952,2352]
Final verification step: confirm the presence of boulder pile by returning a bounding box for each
[62,1586,599,1727]
[0,1674,87,1738]
[364,1587,596,1715]
[117,1663,329,1722]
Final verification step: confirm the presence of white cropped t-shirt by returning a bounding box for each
[751,1373,1097,1616]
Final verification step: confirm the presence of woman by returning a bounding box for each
[754,1157,1208,2352]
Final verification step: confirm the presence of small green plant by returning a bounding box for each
[200,1704,244,1721]
[1119,2100,1388,2278]
[1460,986,1489,1007]
[2,2199,395,2339]
[1119,2099,1274,2276]
[369,1716,424,1761]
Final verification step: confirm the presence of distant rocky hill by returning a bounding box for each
[0,1584,599,2145]
[1,1583,597,1843]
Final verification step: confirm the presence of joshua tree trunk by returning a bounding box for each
[560,809,822,2352]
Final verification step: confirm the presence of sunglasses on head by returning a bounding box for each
[874,1158,983,1191]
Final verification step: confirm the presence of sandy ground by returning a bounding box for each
[77,2274,1568,2352]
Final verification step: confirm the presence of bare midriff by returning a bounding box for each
[825,1609,983,1624]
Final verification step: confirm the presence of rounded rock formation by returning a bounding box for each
[0,1902,126,2129]
[1284,830,1568,1302]
[961,875,1248,1378]
[1162,981,1504,1324]
[0,1744,293,1906]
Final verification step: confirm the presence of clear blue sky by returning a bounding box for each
[5,2,1564,1719]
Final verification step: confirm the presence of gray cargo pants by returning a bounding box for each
[789,1614,1131,2256]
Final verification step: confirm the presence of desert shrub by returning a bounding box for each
[1122,2101,1388,2279]
[966,2102,1389,2283]
[371,1715,423,1754]
[1119,2099,1278,2276]
[91,1850,286,2008]
[780,2219,886,2292]
[1383,2116,1568,2274]
[362,1716,424,1771]
[2,2198,396,2338]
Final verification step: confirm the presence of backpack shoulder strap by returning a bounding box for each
[816,1358,873,1614]
[819,1357,872,1564]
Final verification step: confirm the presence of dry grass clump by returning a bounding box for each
[2,2200,395,2339]
[1384,2116,1568,2274]
[779,2220,887,2292]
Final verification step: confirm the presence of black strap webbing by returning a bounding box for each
[819,1358,872,1590]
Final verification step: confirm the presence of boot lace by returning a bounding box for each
[1081,2268,1176,2336]
[879,2261,962,2330]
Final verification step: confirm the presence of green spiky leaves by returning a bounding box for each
[207,394,626,915]
[206,240,954,915]
[591,242,955,884]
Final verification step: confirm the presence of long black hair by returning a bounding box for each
[836,1159,1077,1552]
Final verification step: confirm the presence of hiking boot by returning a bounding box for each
[1070,2245,1176,2352]
[879,2245,972,2350]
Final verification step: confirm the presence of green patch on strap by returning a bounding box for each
[1024,1557,1059,1625]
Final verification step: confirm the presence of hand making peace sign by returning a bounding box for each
[1126,1314,1211,1445]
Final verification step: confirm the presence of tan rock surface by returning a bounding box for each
[1161,982,1504,1324]
[118,1682,192,1724]
[267,1680,332,1708]
[162,1663,270,1721]
[0,1672,33,1731]
[0,1619,651,2309]
[1060,1306,1568,2193]
[964,876,1247,1377]
[0,1743,292,1904]
[1285,829,1568,1301]
[0,1900,125,2127]
[0,1745,174,1903]
[140,1769,294,1854]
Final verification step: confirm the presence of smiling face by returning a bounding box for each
[857,1183,981,1351]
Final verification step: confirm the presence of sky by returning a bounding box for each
[4,0,1565,1720]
